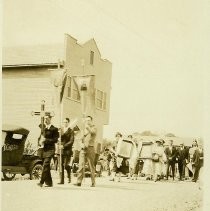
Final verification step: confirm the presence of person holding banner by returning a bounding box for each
[109,132,128,182]
[74,116,97,187]
[127,135,138,180]
[57,118,74,184]
[37,114,59,187]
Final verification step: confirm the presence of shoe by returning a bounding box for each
[109,178,115,181]
[37,183,43,187]
[57,182,64,185]
[68,178,71,183]
[90,183,95,187]
[73,183,81,186]
[45,184,53,187]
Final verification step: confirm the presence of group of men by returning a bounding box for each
[158,139,203,182]
[37,114,97,188]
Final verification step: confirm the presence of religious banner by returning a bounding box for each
[72,75,95,116]
[50,68,67,105]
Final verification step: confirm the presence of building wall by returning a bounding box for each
[63,34,112,143]
[2,67,57,147]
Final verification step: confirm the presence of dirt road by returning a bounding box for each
[1,174,203,211]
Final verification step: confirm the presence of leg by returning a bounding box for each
[171,162,175,180]
[64,155,71,183]
[86,147,96,186]
[77,150,86,184]
[193,165,201,182]
[178,162,183,180]
[166,162,170,179]
[182,163,186,180]
[40,157,53,186]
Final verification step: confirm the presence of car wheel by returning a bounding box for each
[3,172,16,181]
[30,163,43,180]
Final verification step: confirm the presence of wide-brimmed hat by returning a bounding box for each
[115,132,122,137]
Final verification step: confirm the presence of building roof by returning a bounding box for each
[2,44,64,66]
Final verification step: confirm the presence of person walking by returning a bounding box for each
[57,118,74,184]
[74,116,97,187]
[108,132,124,182]
[37,115,59,187]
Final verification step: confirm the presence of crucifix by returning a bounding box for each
[31,100,54,147]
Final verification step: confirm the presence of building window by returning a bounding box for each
[90,51,94,65]
[67,76,71,98]
[96,89,106,110]
[67,76,80,101]
[103,92,107,110]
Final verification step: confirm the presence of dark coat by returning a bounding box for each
[177,147,189,163]
[192,148,204,167]
[61,127,74,156]
[164,146,177,162]
[42,125,59,158]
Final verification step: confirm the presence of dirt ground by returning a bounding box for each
[1,172,203,211]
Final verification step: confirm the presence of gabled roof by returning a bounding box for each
[82,38,112,64]
[2,44,64,66]
[82,38,102,57]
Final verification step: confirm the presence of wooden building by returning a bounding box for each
[2,34,112,148]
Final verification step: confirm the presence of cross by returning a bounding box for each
[31,100,54,139]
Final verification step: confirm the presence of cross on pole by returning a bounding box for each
[31,100,54,145]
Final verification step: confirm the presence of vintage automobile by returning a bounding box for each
[2,124,43,181]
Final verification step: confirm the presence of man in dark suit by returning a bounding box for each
[57,118,74,184]
[192,143,204,182]
[37,115,59,187]
[164,140,177,180]
[177,143,189,181]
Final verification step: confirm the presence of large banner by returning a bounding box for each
[50,69,67,105]
[72,75,95,116]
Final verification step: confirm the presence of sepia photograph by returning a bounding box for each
[1,0,210,211]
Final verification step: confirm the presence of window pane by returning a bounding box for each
[96,99,103,109]
[97,90,103,100]
[90,51,94,65]
[103,92,106,110]
[67,77,71,97]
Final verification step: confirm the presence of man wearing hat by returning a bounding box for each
[37,114,59,187]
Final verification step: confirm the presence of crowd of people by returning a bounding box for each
[100,133,204,184]
[35,114,204,188]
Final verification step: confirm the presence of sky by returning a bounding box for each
[2,0,210,139]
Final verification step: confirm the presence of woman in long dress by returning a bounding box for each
[109,132,123,182]
[152,139,165,182]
